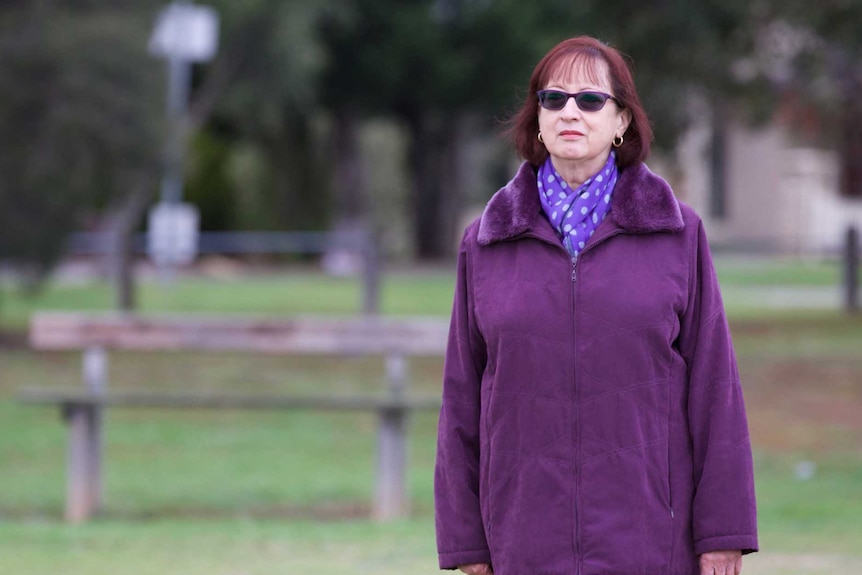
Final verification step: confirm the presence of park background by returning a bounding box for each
[1,1,861,574]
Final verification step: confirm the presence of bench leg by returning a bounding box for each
[374,407,407,521]
[64,404,102,523]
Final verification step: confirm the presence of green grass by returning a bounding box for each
[1,256,856,330]
[0,269,456,330]
[0,349,444,574]
[0,517,438,575]
[754,454,862,552]
[713,256,841,286]
[0,350,441,516]
[2,258,862,573]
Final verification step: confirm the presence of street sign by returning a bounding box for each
[147,202,200,267]
[148,3,219,62]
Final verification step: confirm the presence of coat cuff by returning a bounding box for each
[695,534,759,556]
[438,548,492,570]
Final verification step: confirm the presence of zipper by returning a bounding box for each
[571,255,581,575]
[570,232,622,575]
[509,226,628,575]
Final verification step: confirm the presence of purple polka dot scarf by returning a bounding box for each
[537,151,618,260]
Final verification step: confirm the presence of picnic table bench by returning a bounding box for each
[18,312,448,523]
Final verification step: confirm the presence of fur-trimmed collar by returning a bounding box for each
[477,161,684,245]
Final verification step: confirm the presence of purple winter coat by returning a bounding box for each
[435,161,758,575]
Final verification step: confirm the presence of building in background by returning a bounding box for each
[675,115,862,257]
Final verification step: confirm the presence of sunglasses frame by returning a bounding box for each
[536,89,621,112]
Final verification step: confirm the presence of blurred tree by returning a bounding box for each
[184,0,334,233]
[583,0,762,146]
[175,0,862,263]
[0,3,162,291]
[316,0,772,258]
[10,0,859,279]
[750,1,862,199]
[319,0,574,258]
[592,0,862,202]
[751,1,862,311]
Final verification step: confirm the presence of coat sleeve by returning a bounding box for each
[678,218,759,556]
[434,228,492,570]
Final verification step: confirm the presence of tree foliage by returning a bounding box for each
[4,0,862,278]
[183,0,335,232]
[748,1,862,197]
[0,3,162,283]
[317,0,576,257]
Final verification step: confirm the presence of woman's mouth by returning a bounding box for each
[559,130,584,138]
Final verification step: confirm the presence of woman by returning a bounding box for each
[434,36,758,575]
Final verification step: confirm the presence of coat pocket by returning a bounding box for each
[580,440,675,574]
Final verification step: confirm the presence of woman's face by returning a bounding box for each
[537,59,631,184]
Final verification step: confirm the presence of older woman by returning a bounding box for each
[434,36,758,575]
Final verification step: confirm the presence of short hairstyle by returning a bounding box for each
[507,36,652,168]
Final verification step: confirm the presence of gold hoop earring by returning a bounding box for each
[613,134,624,148]
[538,131,544,143]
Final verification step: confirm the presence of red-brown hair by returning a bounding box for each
[507,36,652,168]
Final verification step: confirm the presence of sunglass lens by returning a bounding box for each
[539,91,567,110]
[538,90,612,111]
[575,92,607,111]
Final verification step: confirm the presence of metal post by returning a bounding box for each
[374,354,408,520]
[844,225,859,313]
[156,54,192,286]
[160,55,192,205]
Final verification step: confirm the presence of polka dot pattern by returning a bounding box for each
[537,152,618,261]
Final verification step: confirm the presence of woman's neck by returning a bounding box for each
[550,154,609,188]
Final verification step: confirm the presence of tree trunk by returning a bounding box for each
[322,105,369,278]
[328,105,365,234]
[105,179,152,312]
[284,110,329,230]
[407,110,463,260]
[839,76,862,199]
[255,110,328,232]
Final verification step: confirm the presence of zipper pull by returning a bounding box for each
[571,258,577,282]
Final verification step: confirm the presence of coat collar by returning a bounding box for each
[477,161,685,246]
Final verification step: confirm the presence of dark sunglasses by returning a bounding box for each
[536,89,621,112]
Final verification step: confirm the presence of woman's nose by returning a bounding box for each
[560,96,581,119]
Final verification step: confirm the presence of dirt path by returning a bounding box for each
[741,356,862,453]
[745,552,859,574]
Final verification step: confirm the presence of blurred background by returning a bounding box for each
[1,1,860,574]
